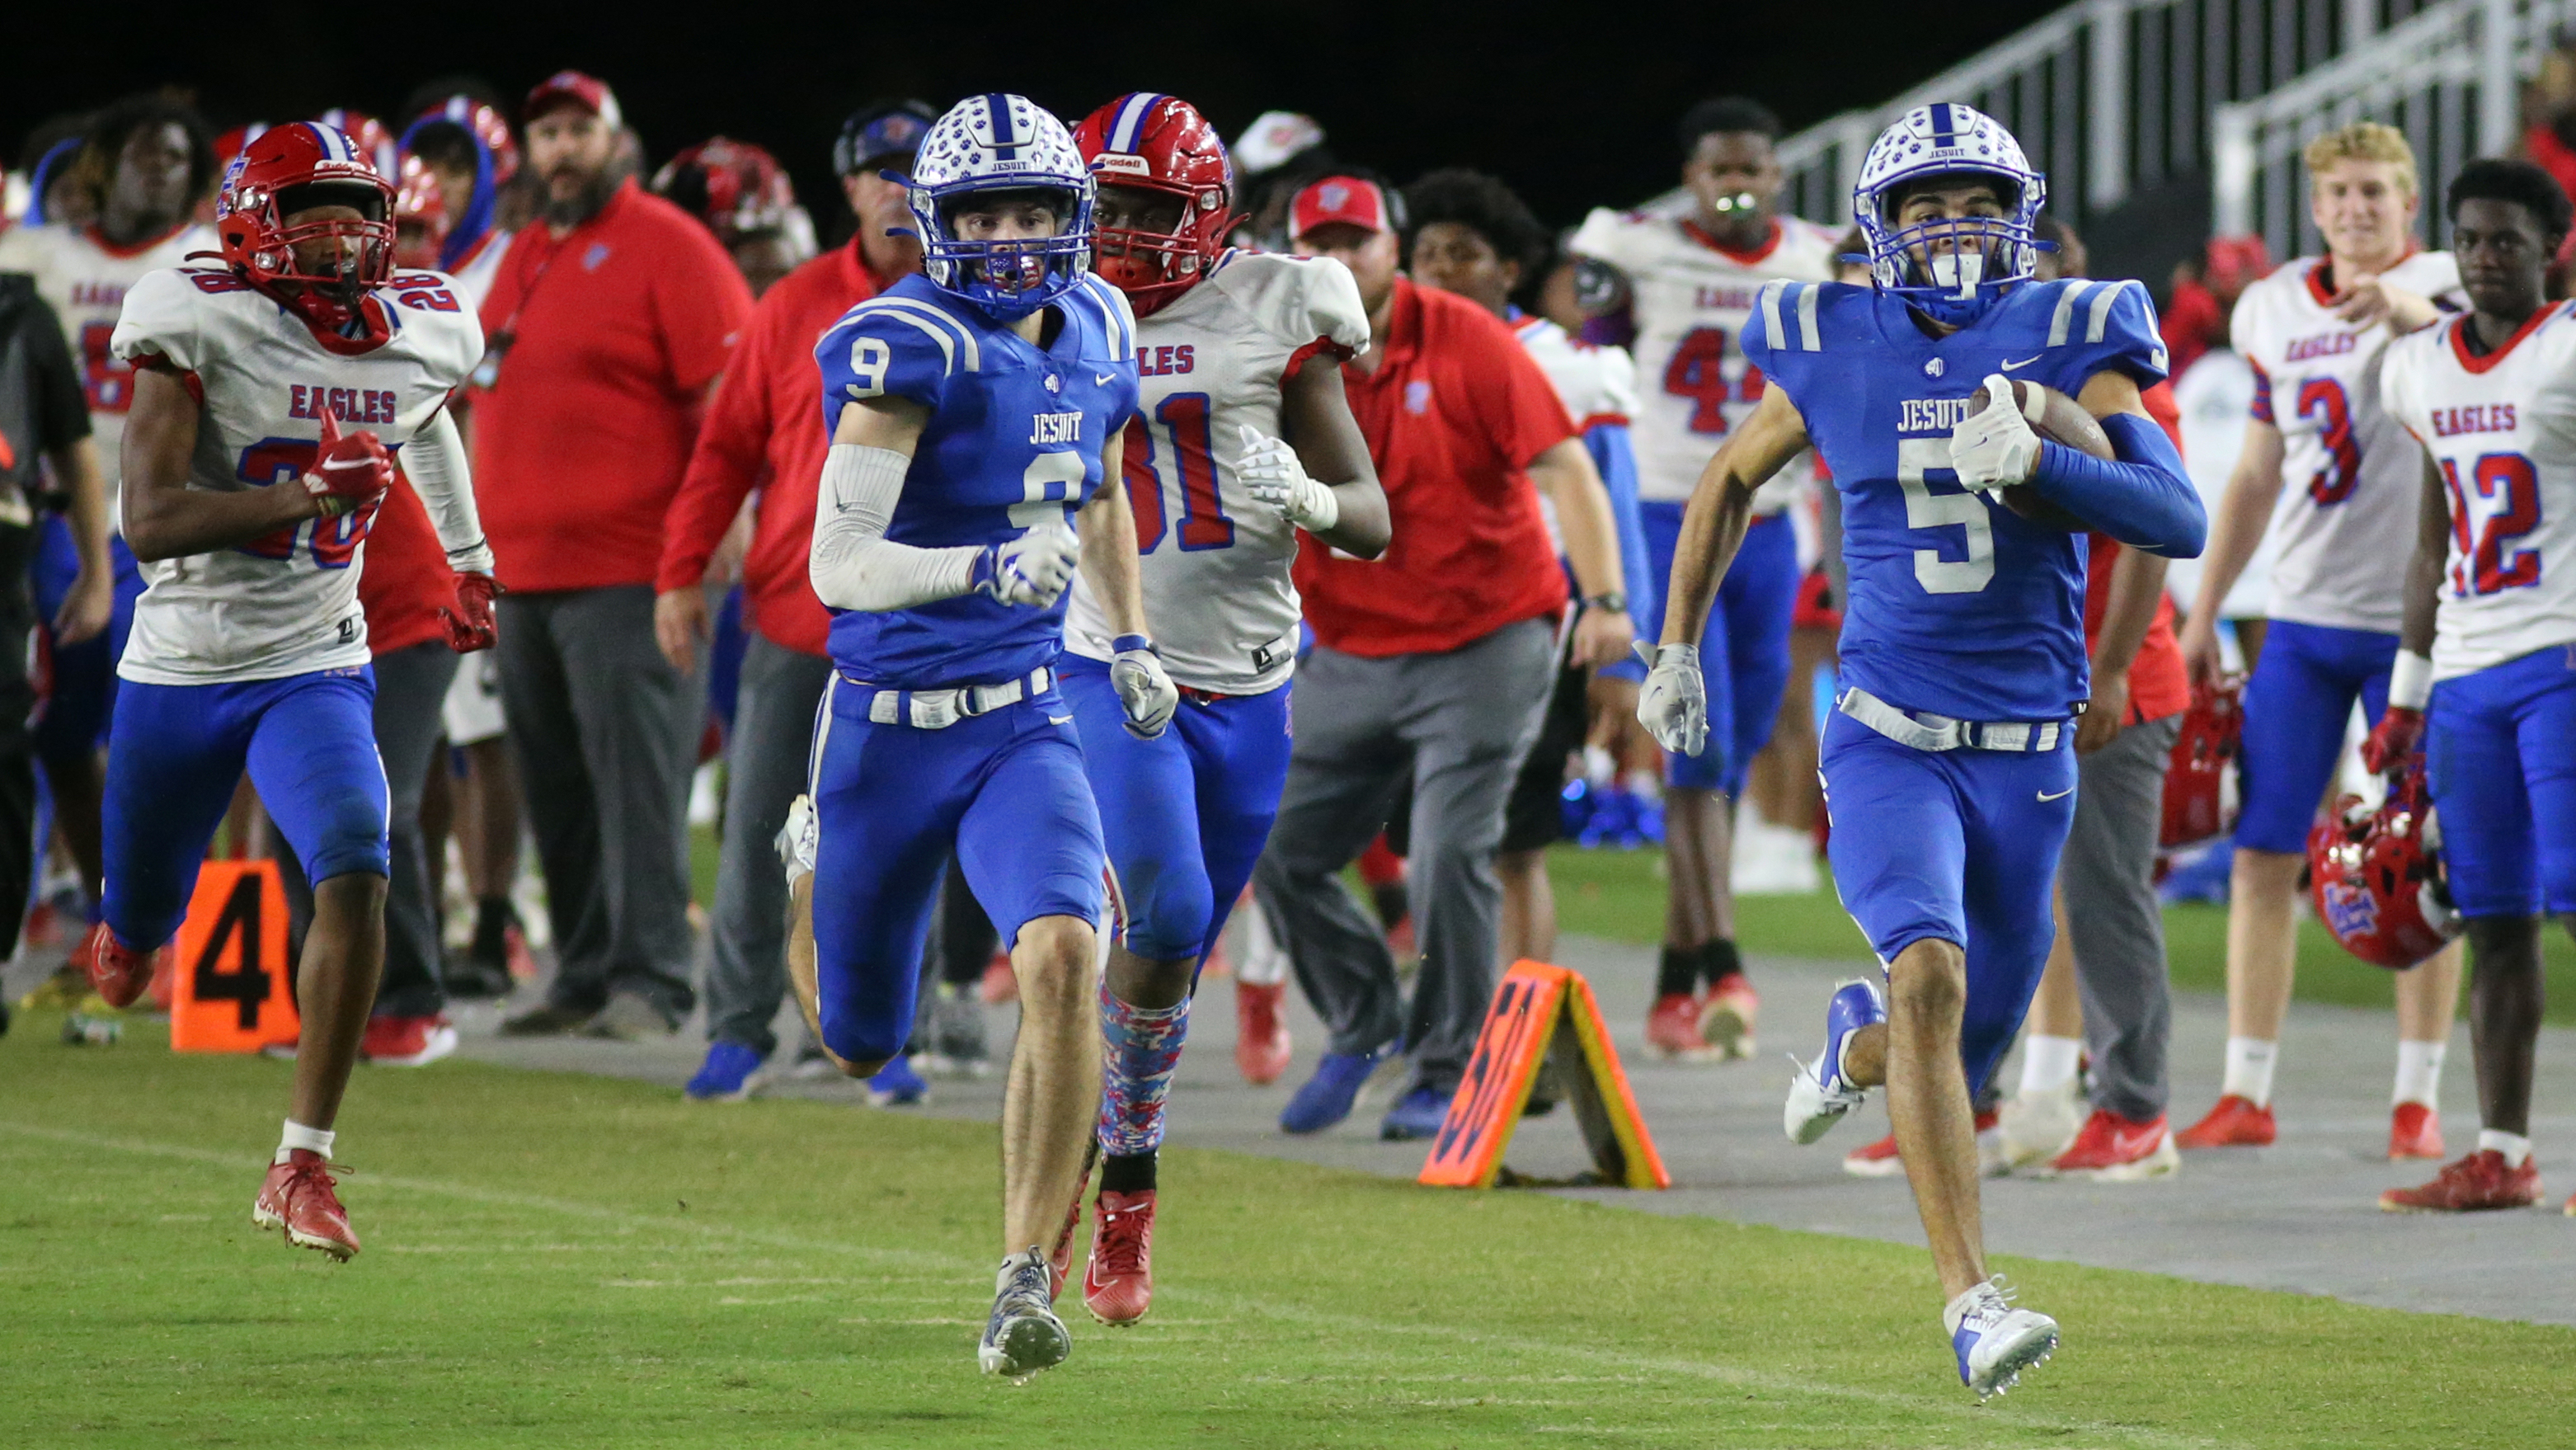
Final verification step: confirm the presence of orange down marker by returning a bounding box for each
[169,859,299,1052]
[1418,959,1669,1190]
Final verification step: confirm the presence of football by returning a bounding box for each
[1964,377,2112,530]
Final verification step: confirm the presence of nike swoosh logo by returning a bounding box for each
[2038,787,2074,802]
[1095,372,1117,386]
[1047,714,1073,724]
[2000,355,2042,371]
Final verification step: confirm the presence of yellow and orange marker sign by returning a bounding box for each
[1419,959,1669,1190]
[169,860,299,1053]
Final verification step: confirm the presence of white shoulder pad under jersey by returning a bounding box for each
[2381,303,2576,679]
[1512,314,1637,429]
[1065,251,1368,694]
[110,265,483,684]
[2230,250,2462,633]
[1568,209,1838,511]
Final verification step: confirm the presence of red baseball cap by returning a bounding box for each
[525,70,623,129]
[1291,175,1391,239]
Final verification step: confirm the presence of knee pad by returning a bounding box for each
[1116,855,1216,963]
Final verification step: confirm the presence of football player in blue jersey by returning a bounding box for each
[788,94,1167,1382]
[1641,103,2203,1397]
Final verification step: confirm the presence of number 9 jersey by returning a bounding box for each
[108,264,485,685]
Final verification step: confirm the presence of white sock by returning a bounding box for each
[2391,1039,2446,1109]
[276,1120,335,1165]
[1623,768,1662,803]
[2017,1035,2084,1098]
[2478,1129,2532,1169]
[2221,1038,2278,1109]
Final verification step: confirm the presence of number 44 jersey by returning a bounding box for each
[109,264,484,685]
[1064,250,1370,694]
[1746,276,2169,723]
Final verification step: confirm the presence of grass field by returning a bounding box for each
[6,1010,2572,1449]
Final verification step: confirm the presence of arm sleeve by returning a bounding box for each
[2031,412,2207,558]
[25,295,90,449]
[808,443,988,611]
[399,407,496,574]
[1589,420,1652,682]
[658,313,778,593]
[656,221,756,394]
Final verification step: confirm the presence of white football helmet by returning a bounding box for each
[1853,103,2046,327]
[901,93,1093,319]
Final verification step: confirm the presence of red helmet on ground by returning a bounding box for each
[650,137,797,247]
[2161,677,2243,850]
[2306,760,2462,971]
[216,123,397,341]
[391,154,449,271]
[1073,93,1234,316]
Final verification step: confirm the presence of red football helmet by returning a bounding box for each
[391,154,449,271]
[315,109,402,181]
[2161,676,2243,849]
[1073,93,1234,316]
[212,121,271,166]
[650,137,797,247]
[2306,760,2462,971]
[215,123,397,335]
[407,95,521,186]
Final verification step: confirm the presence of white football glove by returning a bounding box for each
[1237,424,1339,531]
[980,521,1081,607]
[1947,374,2042,491]
[1109,634,1179,739]
[1635,643,1709,758]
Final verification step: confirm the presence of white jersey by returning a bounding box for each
[2230,251,2462,633]
[0,220,216,510]
[1512,313,1636,553]
[110,265,485,684]
[2168,347,2276,619]
[442,228,513,313]
[1568,208,1839,511]
[2381,303,2576,680]
[1065,250,1370,694]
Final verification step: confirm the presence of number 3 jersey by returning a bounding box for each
[1568,209,1839,511]
[1746,276,2168,723]
[815,271,1141,690]
[108,265,487,685]
[1063,251,1368,694]
[2230,251,2461,633]
[2381,302,2576,680]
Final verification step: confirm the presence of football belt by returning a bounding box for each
[846,665,1056,730]
[1836,685,2065,754]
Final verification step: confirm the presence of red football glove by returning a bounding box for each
[2360,706,2425,775]
[440,571,502,653]
[304,405,394,516]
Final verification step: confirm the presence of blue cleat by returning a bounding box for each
[1379,1085,1452,1141]
[684,1041,767,1102]
[1280,1048,1383,1134]
[1784,977,1887,1144]
[1947,1276,2058,1401]
[867,1053,928,1107]
[2159,840,2233,906]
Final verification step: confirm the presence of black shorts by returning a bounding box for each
[1502,658,1591,854]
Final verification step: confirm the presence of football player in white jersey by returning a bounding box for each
[1569,97,1840,1061]
[83,124,499,1260]
[2373,160,2576,1214]
[1062,93,1389,1325]
[0,97,219,961]
[2174,123,2466,1158]
[1405,167,1652,968]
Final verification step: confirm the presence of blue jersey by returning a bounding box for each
[813,272,1141,689]
[1746,277,2168,721]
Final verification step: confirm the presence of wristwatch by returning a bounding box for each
[1583,591,1629,613]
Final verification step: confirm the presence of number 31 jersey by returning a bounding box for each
[110,265,484,685]
[2381,303,2576,680]
[1064,250,1370,694]
[2230,251,2461,633]
[1568,209,1839,510]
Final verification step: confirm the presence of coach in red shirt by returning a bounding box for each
[1258,175,1634,1138]
[650,101,933,1090]
[473,72,754,1038]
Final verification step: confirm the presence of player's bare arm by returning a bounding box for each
[45,435,115,644]
[120,363,331,563]
[2396,450,2448,661]
[1276,356,1389,558]
[2176,418,2287,682]
[2078,544,2170,755]
[1660,382,1810,650]
[1527,436,1635,666]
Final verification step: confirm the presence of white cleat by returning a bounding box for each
[1997,1081,2085,1170]
[978,1246,1071,1383]
[1946,1276,2058,1401]
[1783,978,1885,1145]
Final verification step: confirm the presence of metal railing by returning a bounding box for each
[2212,0,2574,259]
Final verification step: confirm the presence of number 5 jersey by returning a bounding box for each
[108,264,488,684]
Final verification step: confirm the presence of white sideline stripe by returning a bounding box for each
[0,1118,2231,1449]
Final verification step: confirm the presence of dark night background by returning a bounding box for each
[16,1,2074,232]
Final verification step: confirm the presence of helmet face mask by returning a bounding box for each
[215,124,397,346]
[1074,94,1235,317]
[904,95,1094,321]
[1853,103,2046,327]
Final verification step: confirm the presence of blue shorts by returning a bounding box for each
[2236,619,2395,853]
[2428,643,2576,919]
[1643,501,1796,794]
[31,520,145,761]
[806,675,1105,1063]
[1060,658,1293,965]
[1821,708,2076,1095]
[101,667,388,951]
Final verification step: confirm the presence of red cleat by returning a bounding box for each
[2379,1150,2541,1212]
[361,1015,458,1066]
[1234,981,1292,1085]
[503,924,538,981]
[1699,973,1760,1060]
[2177,1095,2275,1149]
[252,1150,360,1259]
[1843,1111,2004,1178]
[1646,992,1713,1062]
[1082,1189,1156,1325]
[75,922,156,1010]
[2388,1102,2444,1160]
[2040,1109,2178,1181]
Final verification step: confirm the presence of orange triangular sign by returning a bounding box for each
[170,860,298,1053]
[1418,959,1669,1189]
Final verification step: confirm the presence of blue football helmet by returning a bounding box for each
[1853,103,2046,327]
[900,94,1093,321]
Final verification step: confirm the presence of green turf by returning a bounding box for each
[1547,843,2576,1025]
[4,1013,2569,1448]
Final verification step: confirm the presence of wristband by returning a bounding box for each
[1112,633,1155,655]
[2388,649,2433,711]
